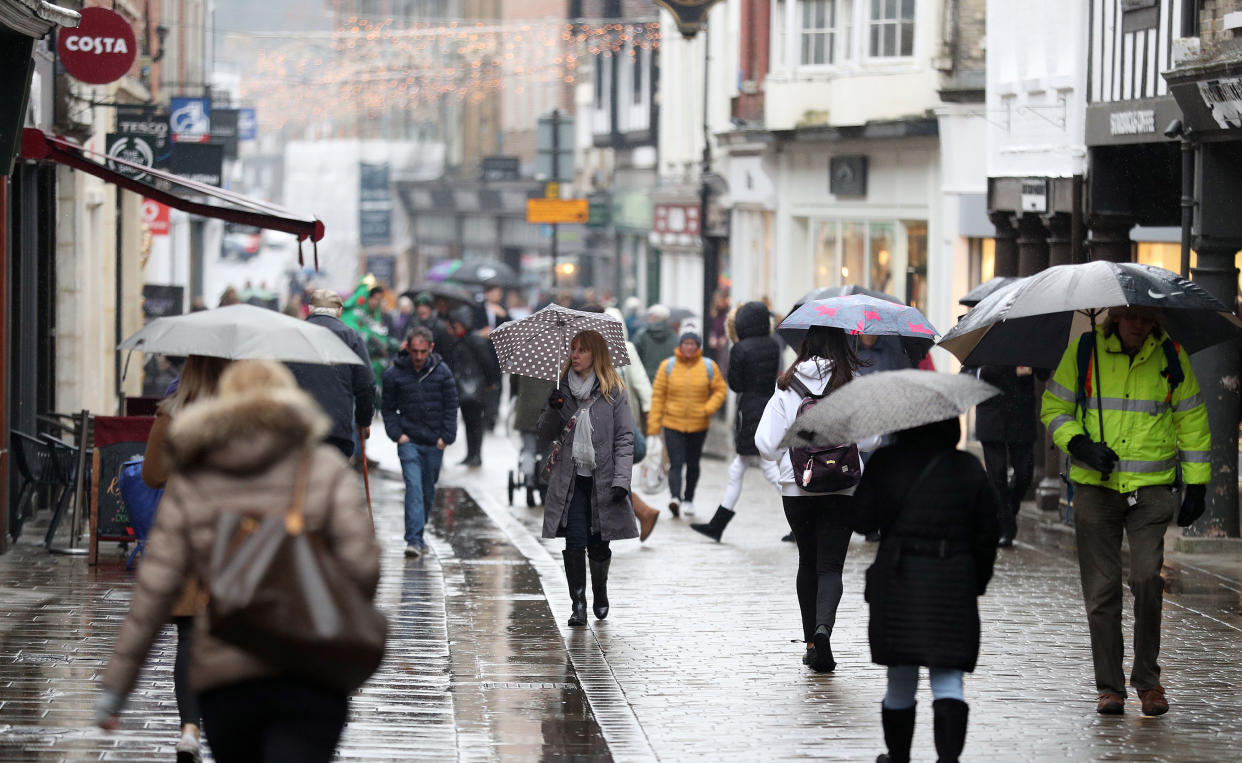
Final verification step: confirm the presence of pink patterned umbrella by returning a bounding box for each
[777,294,938,352]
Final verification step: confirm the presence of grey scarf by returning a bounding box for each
[566,371,597,474]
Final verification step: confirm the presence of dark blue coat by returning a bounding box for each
[287,313,374,447]
[381,351,459,446]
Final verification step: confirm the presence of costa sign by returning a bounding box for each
[58,8,137,85]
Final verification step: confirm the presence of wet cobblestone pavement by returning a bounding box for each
[1,421,1240,761]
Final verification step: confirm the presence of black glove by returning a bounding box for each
[1068,435,1119,477]
[548,389,566,410]
[611,486,629,504]
[1178,484,1206,527]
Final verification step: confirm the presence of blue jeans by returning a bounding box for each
[398,442,443,547]
[882,665,965,710]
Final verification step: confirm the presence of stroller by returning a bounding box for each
[508,427,549,507]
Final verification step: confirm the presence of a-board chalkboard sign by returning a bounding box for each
[90,416,155,565]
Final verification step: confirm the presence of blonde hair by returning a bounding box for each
[158,355,231,416]
[217,359,297,398]
[564,330,624,401]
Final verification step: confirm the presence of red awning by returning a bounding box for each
[20,128,324,267]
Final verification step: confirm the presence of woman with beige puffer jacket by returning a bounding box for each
[97,360,380,763]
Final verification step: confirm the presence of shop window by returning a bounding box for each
[842,221,866,284]
[814,220,838,285]
[869,222,894,295]
[904,221,928,313]
[968,237,996,288]
[869,0,914,58]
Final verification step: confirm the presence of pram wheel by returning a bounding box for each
[507,470,516,506]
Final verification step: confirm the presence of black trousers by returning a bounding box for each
[981,440,1034,538]
[783,494,854,644]
[664,428,707,502]
[173,617,200,728]
[460,400,485,459]
[200,677,348,763]
[565,476,610,561]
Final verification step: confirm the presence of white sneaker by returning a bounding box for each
[176,731,202,763]
[404,544,423,558]
[682,500,695,517]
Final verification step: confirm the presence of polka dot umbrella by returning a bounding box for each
[489,304,631,385]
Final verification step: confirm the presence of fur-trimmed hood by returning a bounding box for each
[168,387,331,474]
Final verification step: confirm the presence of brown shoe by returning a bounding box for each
[1096,693,1125,715]
[633,496,659,542]
[1138,686,1168,716]
[668,499,680,518]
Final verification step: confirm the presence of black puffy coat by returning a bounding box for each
[448,332,501,404]
[852,421,999,672]
[967,365,1037,443]
[727,301,781,456]
[287,313,374,447]
[381,351,459,446]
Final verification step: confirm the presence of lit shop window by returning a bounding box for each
[811,219,925,305]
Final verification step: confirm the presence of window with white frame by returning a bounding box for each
[799,0,837,66]
[869,0,915,58]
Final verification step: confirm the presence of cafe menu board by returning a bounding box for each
[90,416,155,565]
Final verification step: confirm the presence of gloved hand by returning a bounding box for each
[1068,435,1119,477]
[1178,484,1207,527]
[94,689,125,730]
[548,389,566,410]
[611,486,629,504]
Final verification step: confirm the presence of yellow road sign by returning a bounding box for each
[526,198,589,224]
[545,181,559,198]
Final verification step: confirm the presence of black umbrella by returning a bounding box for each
[938,261,1242,441]
[402,282,476,308]
[447,260,519,289]
[959,276,1020,307]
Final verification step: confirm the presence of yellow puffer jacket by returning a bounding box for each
[647,348,728,435]
[1040,324,1210,492]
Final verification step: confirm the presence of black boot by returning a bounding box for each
[690,506,735,542]
[876,703,915,763]
[588,556,610,620]
[562,549,588,627]
[933,698,968,763]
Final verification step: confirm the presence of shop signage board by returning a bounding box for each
[526,198,589,224]
[359,162,393,246]
[141,199,170,235]
[1084,97,1182,146]
[365,255,396,289]
[57,8,137,85]
[209,108,240,159]
[238,107,258,140]
[116,106,171,159]
[1020,178,1048,213]
[105,133,157,181]
[166,142,223,186]
[481,155,520,181]
[170,97,211,143]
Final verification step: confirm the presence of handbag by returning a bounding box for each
[540,411,579,485]
[208,451,388,693]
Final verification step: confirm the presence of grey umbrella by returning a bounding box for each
[489,303,630,384]
[118,304,364,365]
[778,370,1000,448]
[958,276,1019,307]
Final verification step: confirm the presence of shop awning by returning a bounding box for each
[20,128,325,267]
[1,0,79,38]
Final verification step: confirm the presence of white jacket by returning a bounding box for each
[754,358,879,497]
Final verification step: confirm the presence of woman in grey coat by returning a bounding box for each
[537,329,638,626]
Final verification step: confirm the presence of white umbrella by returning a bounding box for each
[118,304,365,365]
[779,370,1000,448]
[489,304,630,383]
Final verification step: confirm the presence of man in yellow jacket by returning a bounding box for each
[1041,305,1210,718]
[647,329,727,518]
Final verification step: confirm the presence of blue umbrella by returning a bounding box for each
[778,294,938,351]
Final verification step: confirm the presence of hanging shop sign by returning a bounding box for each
[209,108,240,159]
[57,7,136,85]
[653,0,726,39]
[1020,178,1048,213]
[526,198,589,224]
[238,107,258,141]
[141,198,170,236]
[105,133,157,181]
[170,97,211,143]
[116,106,171,159]
[166,142,223,186]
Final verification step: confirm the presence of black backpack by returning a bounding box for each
[787,377,862,493]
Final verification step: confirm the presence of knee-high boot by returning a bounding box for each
[588,557,610,620]
[876,703,915,763]
[933,699,968,763]
[562,549,588,627]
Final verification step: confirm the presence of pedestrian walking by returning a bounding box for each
[605,306,660,540]
[966,363,1038,547]
[410,291,454,350]
[693,301,781,542]
[287,289,375,459]
[632,304,679,382]
[852,417,999,763]
[139,354,231,763]
[382,325,459,558]
[537,330,638,626]
[1040,305,1210,716]
[446,306,501,467]
[475,284,511,432]
[646,328,727,518]
[754,326,872,673]
[97,360,381,763]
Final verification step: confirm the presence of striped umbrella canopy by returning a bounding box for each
[489,304,631,384]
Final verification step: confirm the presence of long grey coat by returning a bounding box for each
[536,376,638,541]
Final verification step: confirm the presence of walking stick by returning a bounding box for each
[358,426,374,525]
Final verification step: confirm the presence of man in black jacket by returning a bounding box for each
[447,306,501,467]
[287,289,374,459]
[382,326,459,557]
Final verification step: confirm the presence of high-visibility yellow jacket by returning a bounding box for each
[647,348,727,435]
[1040,325,1210,491]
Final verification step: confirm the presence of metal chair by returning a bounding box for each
[9,431,59,541]
[42,435,82,550]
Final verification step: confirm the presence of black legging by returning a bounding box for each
[200,677,348,763]
[173,616,200,728]
[664,428,707,502]
[565,476,610,562]
[783,494,854,643]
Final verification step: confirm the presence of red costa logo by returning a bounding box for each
[58,8,137,85]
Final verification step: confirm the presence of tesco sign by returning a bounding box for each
[58,8,137,85]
